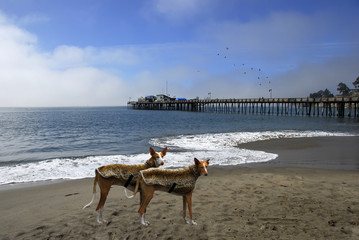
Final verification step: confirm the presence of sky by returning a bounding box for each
[0,0,358,107]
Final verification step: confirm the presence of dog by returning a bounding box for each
[83,147,167,224]
[133,158,209,226]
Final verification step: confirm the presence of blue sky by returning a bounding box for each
[0,0,358,107]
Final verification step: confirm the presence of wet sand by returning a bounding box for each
[0,137,358,239]
[240,136,359,170]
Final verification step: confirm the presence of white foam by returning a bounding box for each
[150,130,355,151]
[0,130,356,185]
[0,154,149,185]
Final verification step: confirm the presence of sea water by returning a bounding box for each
[0,107,358,185]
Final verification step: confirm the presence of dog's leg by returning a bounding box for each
[140,191,144,212]
[96,199,109,224]
[139,190,150,225]
[183,195,188,224]
[96,207,105,224]
[141,213,149,226]
[139,195,152,225]
[185,192,197,225]
[95,181,111,224]
[138,185,154,226]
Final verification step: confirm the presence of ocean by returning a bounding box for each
[0,106,358,186]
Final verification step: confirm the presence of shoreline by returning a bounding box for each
[1,136,358,191]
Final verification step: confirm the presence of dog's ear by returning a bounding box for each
[194,158,200,165]
[206,159,210,165]
[149,147,155,156]
[161,147,167,156]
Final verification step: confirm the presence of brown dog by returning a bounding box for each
[133,158,209,225]
[83,147,167,224]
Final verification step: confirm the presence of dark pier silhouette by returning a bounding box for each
[128,97,359,118]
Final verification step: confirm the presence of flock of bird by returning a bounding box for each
[194,47,273,98]
[214,47,271,88]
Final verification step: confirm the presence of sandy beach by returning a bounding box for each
[1,136,358,240]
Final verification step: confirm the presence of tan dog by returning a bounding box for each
[133,158,209,225]
[83,147,167,224]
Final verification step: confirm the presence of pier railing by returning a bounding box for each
[128,97,359,118]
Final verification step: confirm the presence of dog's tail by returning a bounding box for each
[133,174,142,197]
[82,169,99,209]
[124,188,134,199]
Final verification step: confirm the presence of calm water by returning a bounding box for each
[0,107,358,185]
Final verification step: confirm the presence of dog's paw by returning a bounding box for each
[141,221,150,226]
[184,218,197,225]
[139,215,150,226]
[96,218,108,225]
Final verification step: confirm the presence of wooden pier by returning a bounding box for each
[128,97,359,118]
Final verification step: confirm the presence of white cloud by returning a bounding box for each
[0,13,130,107]
[50,45,86,68]
[0,18,37,46]
[1,11,196,107]
[1,5,358,107]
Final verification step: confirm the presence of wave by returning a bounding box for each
[150,130,356,150]
[0,130,355,185]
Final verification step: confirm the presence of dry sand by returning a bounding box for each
[0,137,358,240]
